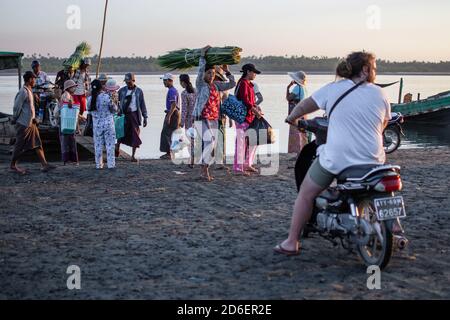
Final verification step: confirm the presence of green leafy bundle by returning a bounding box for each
[157,46,242,70]
[63,42,92,70]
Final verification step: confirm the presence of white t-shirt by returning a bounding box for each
[311,79,391,174]
[127,89,137,112]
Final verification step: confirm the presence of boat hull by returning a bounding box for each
[402,107,450,125]
[392,94,450,126]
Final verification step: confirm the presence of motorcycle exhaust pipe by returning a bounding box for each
[394,235,409,250]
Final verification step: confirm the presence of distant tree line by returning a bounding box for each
[11,54,450,74]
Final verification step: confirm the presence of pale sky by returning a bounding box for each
[1,0,449,61]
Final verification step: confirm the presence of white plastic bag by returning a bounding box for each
[170,128,191,153]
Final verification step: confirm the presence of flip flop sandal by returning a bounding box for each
[273,243,301,256]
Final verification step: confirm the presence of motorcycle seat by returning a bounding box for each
[337,164,379,182]
[337,164,401,183]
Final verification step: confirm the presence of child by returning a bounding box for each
[89,79,119,169]
[55,80,79,165]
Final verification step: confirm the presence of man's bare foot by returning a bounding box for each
[10,166,27,175]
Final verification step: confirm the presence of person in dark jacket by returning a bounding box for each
[115,73,148,162]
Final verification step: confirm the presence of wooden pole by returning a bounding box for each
[398,77,403,104]
[18,58,22,90]
[96,0,109,78]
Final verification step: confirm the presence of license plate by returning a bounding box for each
[374,196,406,221]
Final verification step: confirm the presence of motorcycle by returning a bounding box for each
[384,112,405,154]
[33,82,60,127]
[296,117,408,270]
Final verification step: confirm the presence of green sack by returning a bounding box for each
[114,114,125,140]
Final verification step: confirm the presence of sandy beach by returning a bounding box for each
[0,148,449,299]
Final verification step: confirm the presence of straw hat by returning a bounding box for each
[288,71,307,85]
[105,79,120,92]
[63,80,77,91]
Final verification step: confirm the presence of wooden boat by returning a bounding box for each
[391,78,450,126]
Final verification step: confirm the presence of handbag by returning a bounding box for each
[248,116,275,146]
[114,114,125,139]
[220,82,247,124]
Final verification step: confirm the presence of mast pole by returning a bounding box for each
[96,0,109,78]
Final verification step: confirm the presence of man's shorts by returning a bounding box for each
[307,158,336,189]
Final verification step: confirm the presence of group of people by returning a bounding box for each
[10,49,393,260]
[10,59,149,172]
[9,49,314,179]
[10,52,313,178]
[159,45,306,181]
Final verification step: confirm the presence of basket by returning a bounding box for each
[114,114,125,139]
[60,104,80,134]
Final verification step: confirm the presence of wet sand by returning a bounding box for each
[0,148,449,299]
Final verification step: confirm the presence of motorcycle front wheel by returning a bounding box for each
[384,126,401,154]
[356,199,394,270]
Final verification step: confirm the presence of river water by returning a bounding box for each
[1,74,449,159]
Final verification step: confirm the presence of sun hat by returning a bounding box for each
[105,79,120,92]
[288,71,307,85]
[63,80,77,91]
[160,73,174,81]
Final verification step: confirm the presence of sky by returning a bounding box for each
[1,0,449,62]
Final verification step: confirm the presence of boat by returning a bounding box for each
[391,78,450,126]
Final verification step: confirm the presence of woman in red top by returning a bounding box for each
[233,64,264,175]
[193,46,236,181]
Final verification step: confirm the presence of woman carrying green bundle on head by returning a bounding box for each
[191,46,237,182]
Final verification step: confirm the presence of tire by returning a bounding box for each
[384,126,401,154]
[356,199,394,270]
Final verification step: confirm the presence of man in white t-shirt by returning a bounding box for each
[274,51,391,256]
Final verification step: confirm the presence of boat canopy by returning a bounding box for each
[0,52,24,89]
[0,52,24,70]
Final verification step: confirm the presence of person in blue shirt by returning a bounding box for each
[160,73,180,160]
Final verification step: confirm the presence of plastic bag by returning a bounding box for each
[170,128,191,153]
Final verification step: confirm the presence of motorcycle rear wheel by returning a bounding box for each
[384,126,401,154]
[356,199,394,270]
